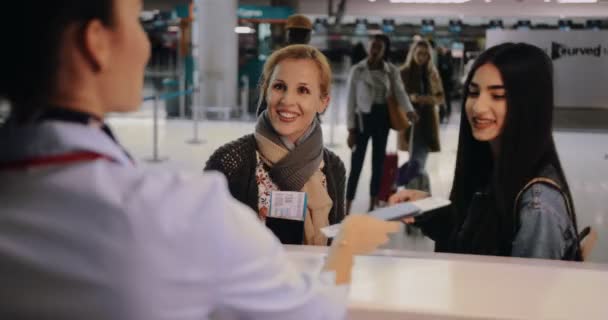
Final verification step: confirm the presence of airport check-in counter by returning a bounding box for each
[286,245,608,320]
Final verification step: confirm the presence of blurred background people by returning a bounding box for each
[398,40,444,193]
[285,14,313,45]
[437,46,455,123]
[346,35,416,213]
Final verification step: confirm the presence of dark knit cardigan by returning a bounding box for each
[204,134,347,245]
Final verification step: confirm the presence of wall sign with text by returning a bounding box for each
[486,30,608,109]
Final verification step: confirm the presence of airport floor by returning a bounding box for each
[107,95,608,263]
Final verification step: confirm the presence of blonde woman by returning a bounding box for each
[399,40,445,192]
[206,45,346,246]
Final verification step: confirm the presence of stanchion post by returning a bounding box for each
[326,78,342,148]
[240,75,250,121]
[177,29,186,119]
[153,94,159,159]
[146,93,168,162]
[178,65,186,119]
[187,86,206,145]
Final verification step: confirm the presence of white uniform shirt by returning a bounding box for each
[0,121,348,320]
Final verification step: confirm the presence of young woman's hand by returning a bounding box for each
[388,190,429,225]
[388,189,430,205]
[401,216,416,224]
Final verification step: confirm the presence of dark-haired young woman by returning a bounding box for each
[390,43,581,260]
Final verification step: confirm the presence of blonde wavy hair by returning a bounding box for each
[260,44,332,99]
[401,39,438,74]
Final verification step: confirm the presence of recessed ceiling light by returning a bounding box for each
[234,26,256,34]
[557,0,597,3]
[485,0,491,2]
[390,0,471,3]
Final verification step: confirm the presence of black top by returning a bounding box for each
[414,165,581,260]
[204,134,347,245]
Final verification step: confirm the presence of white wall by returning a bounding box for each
[487,30,608,109]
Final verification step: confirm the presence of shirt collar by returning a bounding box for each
[0,121,134,167]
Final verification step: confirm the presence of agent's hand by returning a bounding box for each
[334,215,401,255]
[406,111,419,124]
[347,131,357,150]
[325,215,400,284]
[388,189,430,205]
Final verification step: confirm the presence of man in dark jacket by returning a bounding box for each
[285,14,313,45]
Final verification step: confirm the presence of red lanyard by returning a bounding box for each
[0,151,113,171]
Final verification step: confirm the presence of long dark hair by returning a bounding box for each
[451,42,579,255]
[0,1,114,123]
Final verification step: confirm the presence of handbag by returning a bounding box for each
[387,64,411,131]
[387,93,410,131]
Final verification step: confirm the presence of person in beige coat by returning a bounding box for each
[399,40,444,193]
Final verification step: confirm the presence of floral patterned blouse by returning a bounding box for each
[255,152,327,221]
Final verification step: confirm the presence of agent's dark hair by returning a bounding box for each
[451,42,579,255]
[0,1,115,122]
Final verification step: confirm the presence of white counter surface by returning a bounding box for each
[285,246,608,320]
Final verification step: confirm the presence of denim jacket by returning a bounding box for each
[416,165,579,260]
[511,170,579,260]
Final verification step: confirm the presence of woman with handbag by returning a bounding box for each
[346,35,417,213]
[398,40,445,193]
[390,43,582,261]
